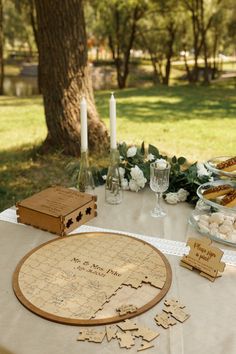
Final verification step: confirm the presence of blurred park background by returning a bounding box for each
[0,0,236,211]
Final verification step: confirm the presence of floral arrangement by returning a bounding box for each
[101,142,212,205]
[68,141,212,206]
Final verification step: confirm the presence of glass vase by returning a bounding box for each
[105,149,123,204]
[77,150,95,194]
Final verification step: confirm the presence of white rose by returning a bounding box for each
[119,167,125,178]
[197,163,211,177]
[147,153,155,161]
[136,176,147,188]
[102,175,107,181]
[127,146,137,158]
[155,158,167,170]
[121,178,129,190]
[165,192,179,204]
[129,179,140,192]
[130,165,144,181]
[177,188,189,202]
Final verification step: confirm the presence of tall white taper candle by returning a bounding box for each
[80,97,88,152]
[109,92,116,149]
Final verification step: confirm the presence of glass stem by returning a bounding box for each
[155,192,161,211]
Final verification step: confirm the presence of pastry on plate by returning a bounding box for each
[203,184,234,200]
[220,190,236,208]
[216,156,236,172]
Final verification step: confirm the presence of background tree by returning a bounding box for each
[92,0,148,89]
[139,0,183,86]
[182,0,223,84]
[34,0,108,156]
[20,0,41,92]
[3,0,35,57]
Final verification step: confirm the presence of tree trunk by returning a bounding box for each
[0,0,4,95]
[29,0,42,93]
[183,45,193,83]
[163,58,171,85]
[119,7,139,89]
[212,30,218,80]
[34,0,108,156]
[110,5,141,89]
[162,24,175,86]
[202,38,209,84]
[200,0,209,85]
[150,55,161,84]
[192,30,200,83]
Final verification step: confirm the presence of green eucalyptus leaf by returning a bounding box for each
[148,144,159,157]
[118,142,127,157]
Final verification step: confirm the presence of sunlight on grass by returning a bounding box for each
[0,82,235,211]
[0,96,47,151]
[96,83,236,161]
[1,84,235,161]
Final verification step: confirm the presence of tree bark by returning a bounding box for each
[212,30,218,80]
[0,0,4,95]
[34,0,108,156]
[151,55,161,84]
[29,0,42,93]
[162,24,175,86]
[200,0,209,84]
[108,4,143,89]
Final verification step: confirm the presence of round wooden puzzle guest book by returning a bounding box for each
[13,232,172,325]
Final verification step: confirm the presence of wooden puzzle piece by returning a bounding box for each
[163,305,190,323]
[122,277,143,289]
[137,341,155,352]
[143,275,165,289]
[122,264,166,289]
[164,299,185,309]
[105,325,117,342]
[181,237,225,281]
[77,328,106,343]
[116,304,138,316]
[134,325,159,342]
[116,331,135,349]
[154,312,177,329]
[117,319,138,331]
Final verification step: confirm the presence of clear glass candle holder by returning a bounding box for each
[105,149,123,205]
[77,150,95,194]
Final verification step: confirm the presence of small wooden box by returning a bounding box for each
[16,186,97,236]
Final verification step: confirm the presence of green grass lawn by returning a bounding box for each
[0,80,236,211]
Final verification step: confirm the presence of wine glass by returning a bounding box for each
[150,161,170,217]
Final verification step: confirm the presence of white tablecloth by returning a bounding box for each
[0,187,236,354]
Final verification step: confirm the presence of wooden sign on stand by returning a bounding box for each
[180,237,225,281]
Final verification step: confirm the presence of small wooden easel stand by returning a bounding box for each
[180,237,225,282]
